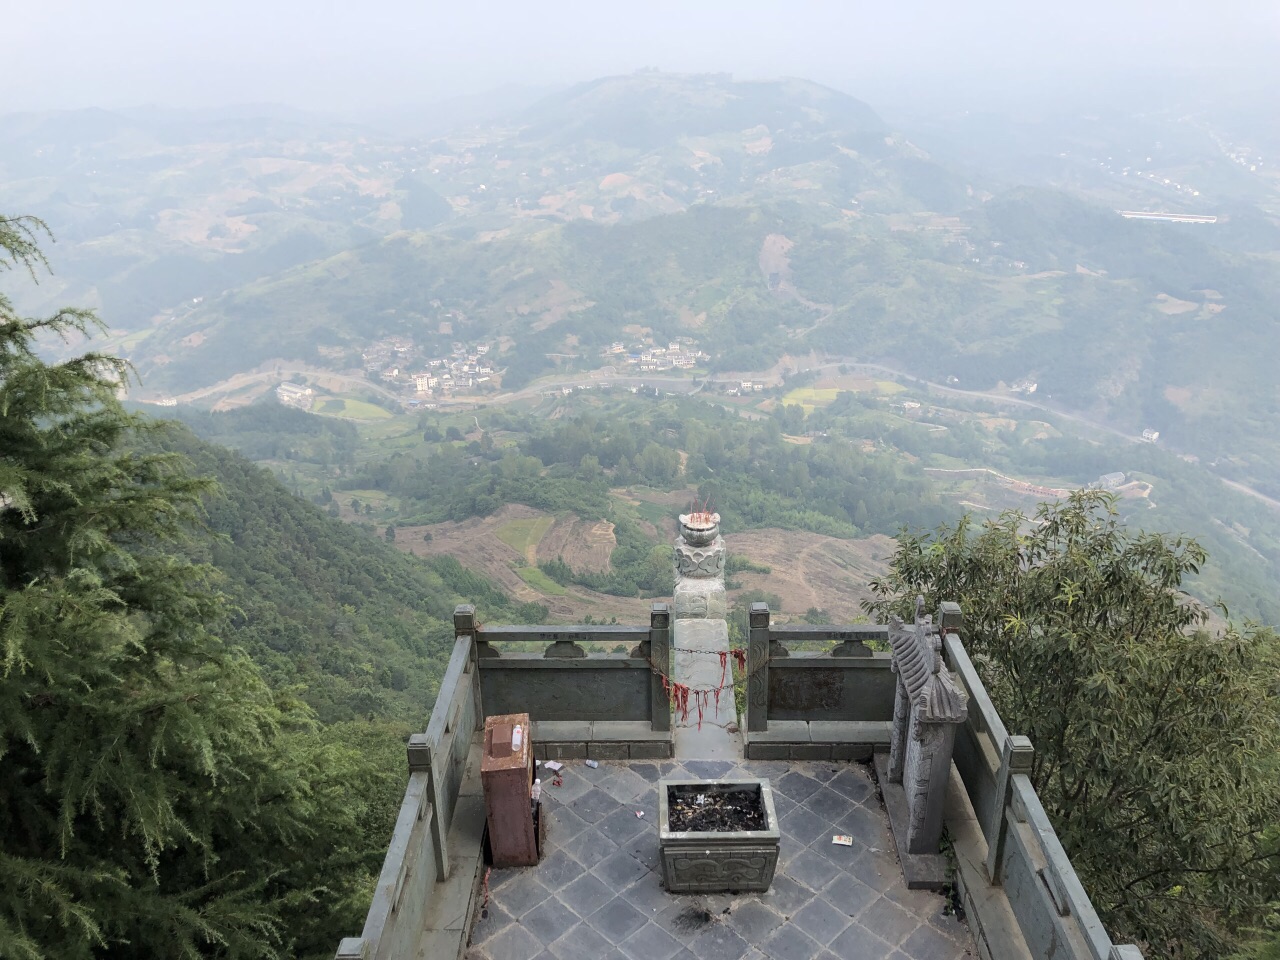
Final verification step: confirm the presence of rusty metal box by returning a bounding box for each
[481,712,537,867]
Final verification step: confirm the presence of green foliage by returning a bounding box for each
[155,400,359,469]
[0,221,408,958]
[143,425,536,724]
[725,554,772,576]
[866,492,1280,959]
[727,590,783,647]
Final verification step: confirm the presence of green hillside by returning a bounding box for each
[147,420,539,724]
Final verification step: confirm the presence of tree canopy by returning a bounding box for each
[866,491,1280,959]
[0,216,405,958]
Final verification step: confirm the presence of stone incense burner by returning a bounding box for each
[658,778,780,893]
[678,512,720,547]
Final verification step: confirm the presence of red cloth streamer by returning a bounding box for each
[671,682,691,722]
[732,648,747,672]
[718,650,729,689]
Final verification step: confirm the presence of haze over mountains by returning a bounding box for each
[5,72,1280,493]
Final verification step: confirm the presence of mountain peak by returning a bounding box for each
[518,71,887,149]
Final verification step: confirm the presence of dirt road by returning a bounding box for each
[159,364,403,406]
[152,349,1280,515]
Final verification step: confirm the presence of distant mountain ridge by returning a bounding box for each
[517,73,888,149]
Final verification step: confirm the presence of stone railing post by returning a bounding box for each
[746,602,771,732]
[407,733,448,881]
[453,604,484,719]
[938,600,963,635]
[985,734,1034,883]
[888,597,969,855]
[456,603,494,658]
[646,603,671,732]
[334,937,368,959]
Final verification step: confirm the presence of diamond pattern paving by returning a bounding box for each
[467,759,976,960]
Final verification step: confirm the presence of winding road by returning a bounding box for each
[154,353,1280,514]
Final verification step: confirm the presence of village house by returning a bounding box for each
[276,382,313,410]
[1094,471,1127,490]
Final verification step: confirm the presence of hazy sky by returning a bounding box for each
[8,1,1280,117]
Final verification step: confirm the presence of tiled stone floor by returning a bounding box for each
[466,759,975,960]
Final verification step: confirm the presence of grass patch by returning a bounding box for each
[782,386,841,410]
[517,566,567,595]
[496,516,555,556]
[634,500,672,526]
[316,397,393,420]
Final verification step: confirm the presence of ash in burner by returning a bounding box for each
[667,784,767,832]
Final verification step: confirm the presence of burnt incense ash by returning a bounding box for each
[667,785,767,832]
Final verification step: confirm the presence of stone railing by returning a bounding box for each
[743,602,895,760]
[337,599,1144,960]
[459,603,674,760]
[335,630,484,960]
[745,601,1144,960]
[334,603,676,958]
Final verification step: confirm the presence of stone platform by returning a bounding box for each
[466,757,974,960]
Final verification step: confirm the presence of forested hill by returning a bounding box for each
[147,421,538,724]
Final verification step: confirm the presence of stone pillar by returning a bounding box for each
[887,597,969,855]
[456,603,495,658]
[672,511,727,619]
[454,603,485,715]
[986,734,1034,883]
[746,602,771,732]
[646,603,672,732]
[407,733,449,880]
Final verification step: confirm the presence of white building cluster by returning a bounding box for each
[604,335,709,372]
